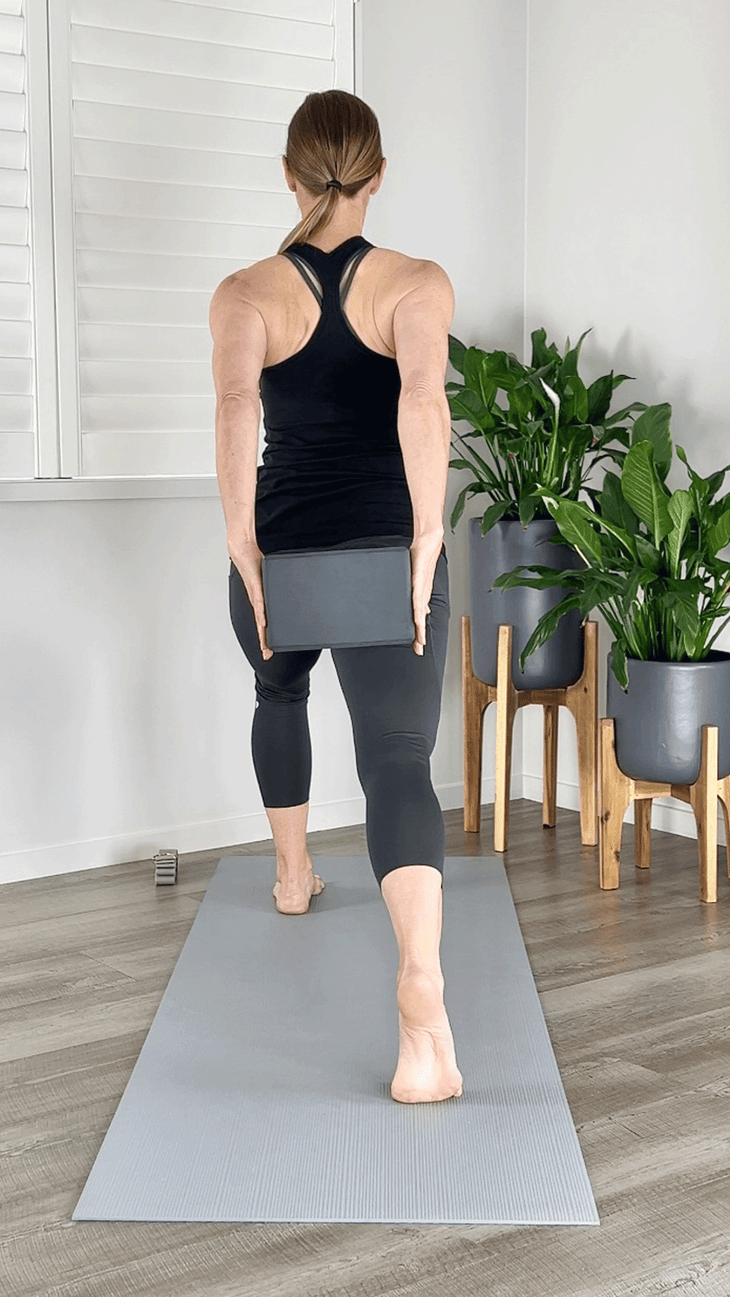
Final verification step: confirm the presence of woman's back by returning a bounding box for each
[247,238,424,554]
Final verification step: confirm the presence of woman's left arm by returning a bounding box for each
[209,274,267,552]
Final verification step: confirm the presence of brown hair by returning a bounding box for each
[277,90,384,254]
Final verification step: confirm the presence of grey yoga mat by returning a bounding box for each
[72,855,599,1225]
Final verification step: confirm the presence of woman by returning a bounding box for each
[209,90,462,1104]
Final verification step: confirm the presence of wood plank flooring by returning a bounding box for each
[2,799,730,1297]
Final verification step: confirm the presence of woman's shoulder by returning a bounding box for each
[214,245,452,322]
[368,246,453,299]
[371,243,446,272]
[233,242,449,283]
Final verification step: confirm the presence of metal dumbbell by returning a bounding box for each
[153,849,179,886]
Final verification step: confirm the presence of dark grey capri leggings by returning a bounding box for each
[228,535,450,890]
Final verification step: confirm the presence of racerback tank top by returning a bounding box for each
[255,234,414,555]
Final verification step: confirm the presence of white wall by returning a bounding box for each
[522,0,730,843]
[0,0,528,885]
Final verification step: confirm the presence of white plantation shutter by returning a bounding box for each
[0,0,34,478]
[47,0,355,481]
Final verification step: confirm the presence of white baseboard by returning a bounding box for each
[2,770,723,887]
[0,774,522,886]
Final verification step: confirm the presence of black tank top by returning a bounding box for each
[255,234,414,554]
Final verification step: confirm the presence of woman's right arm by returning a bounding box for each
[392,260,455,654]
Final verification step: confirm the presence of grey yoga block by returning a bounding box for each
[262,544,416,651]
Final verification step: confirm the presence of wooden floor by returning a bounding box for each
[2,799,730,1297]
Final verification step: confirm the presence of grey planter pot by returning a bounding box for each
[468,516,585,690]
[606,650,730,783]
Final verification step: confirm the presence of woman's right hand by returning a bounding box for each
[229,538,273,660]
[409,529,444,656]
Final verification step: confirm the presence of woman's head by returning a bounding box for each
[278,90,385,253]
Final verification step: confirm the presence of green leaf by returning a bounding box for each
[518,593,584,670]
[610,640,629,690]
[479,498,513,534]
[600,471,640,535]
[660,587,700,654]
[509,377,537,422]
[603,399,645,428]
[448,334,467,375]
[675,444,710,505]
[548,498,603,562]
[560,328,592,379]
[676,445,730,512]
[518,493,541,526]
[585,372,614,424]
[580,572,625,607]
[463,345,488,392]
[630,403,673,479]
[530,328,561,369]
[708,505,730,555]
[546,491,638,560]
[635,535,663,572]
[448,387,489,431]
[705,466,730,503]
[491,563,539,591]
[603,434,631,458]
[449,482,475,530]
[623,566,645,606]
[481,349,522,392]
[525,365,561,413]
[451,429,499,484]
[563,373,589,424]
[666,488,694,575]
[621,440,672,543]
[447,336,467,378]
[493,563,586,592]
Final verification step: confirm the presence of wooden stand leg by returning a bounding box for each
[689,725,718,905]
[462,615,490,834]
[635,798,652,868]
[719,776,730,880]
[565,620,598,846]
[599,717,634,889]
[543,703,558,828]
[494,624,518,853]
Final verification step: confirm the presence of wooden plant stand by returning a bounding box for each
[599,717,730,904]
[462,617,598,852]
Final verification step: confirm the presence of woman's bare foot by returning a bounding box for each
[272,855,325,914]
[391,967,463,1103]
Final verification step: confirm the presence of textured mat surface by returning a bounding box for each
[72,855,599,1225]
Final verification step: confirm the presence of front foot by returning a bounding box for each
[272,869,325,914]
[391,968,463,1103]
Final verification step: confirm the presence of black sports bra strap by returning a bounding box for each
[339,243,373,308]
[282,250,323,306]
[280,238,373,319]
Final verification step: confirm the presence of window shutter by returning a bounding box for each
[49,0,354,480]
[0,0,34,479]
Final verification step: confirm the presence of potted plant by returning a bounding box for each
[447,326,646,688]
[492,405,730,783]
